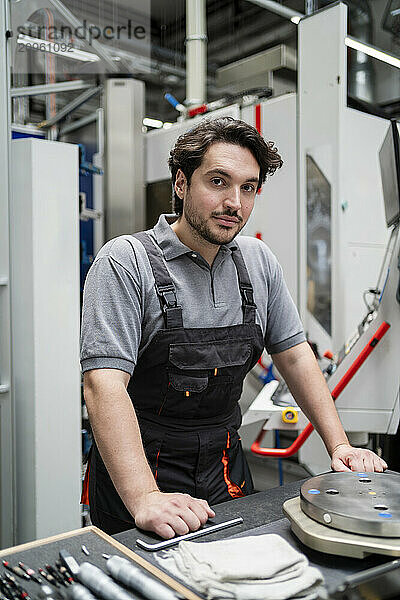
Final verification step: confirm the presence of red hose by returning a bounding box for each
[251,321,391,457]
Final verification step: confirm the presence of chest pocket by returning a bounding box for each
[160,339,254,419]
[169,339,252,371]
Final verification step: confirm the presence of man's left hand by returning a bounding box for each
[331,444,388,473]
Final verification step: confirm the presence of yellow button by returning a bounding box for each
[282,408,298,424]
[368,491,377,495]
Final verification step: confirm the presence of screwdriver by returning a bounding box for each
[2,564,30,582]
[38,570,58,589]
[18,565,42,585]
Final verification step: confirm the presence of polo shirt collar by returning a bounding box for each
[153,214,238,261]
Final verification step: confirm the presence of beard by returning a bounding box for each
[183,190,245,246]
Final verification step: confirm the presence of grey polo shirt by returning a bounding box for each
[80,214,305,375]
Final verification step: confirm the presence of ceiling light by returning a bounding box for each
[143,117,163,128]
[17,34,100,62]
[345,36,400,69]
[163,122,174,129]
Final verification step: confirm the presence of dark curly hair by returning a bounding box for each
[168,116,283,215]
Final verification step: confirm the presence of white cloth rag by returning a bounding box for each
[155,533,324,600]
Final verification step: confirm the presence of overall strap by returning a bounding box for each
[230,246,257,324]
[133,232,183,329]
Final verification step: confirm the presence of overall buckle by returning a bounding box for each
[159,285,178,309]
[241,285,254,306]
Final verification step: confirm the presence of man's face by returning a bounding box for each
[175,142,260,245]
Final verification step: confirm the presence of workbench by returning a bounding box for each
[114,477,393,597]
[0,478,396,599]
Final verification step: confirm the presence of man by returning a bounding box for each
[81,117,387,538]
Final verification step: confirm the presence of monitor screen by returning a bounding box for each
[379,120,400,228]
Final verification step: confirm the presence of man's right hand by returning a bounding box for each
[132,490,215,539]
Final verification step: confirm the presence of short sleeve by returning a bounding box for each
[264,258,306,355]
[80,249,143,376]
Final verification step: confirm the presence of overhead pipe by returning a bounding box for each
[11,80,94,97]
[245,0,304,23]
[185,0,207,106]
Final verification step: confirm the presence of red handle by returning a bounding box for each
[251,321,391,457]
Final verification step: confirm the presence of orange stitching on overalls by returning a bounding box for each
[81,462,90,505]
[221,432,245,498]
[154,449,161,481]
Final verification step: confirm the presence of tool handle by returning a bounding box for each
[107,556,177,600]
[77,562,138,600]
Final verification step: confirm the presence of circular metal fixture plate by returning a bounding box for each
[300,472,400,537]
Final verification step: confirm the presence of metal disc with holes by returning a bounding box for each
[300,472,400,537]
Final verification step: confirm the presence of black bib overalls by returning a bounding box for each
[85,232,264,534]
